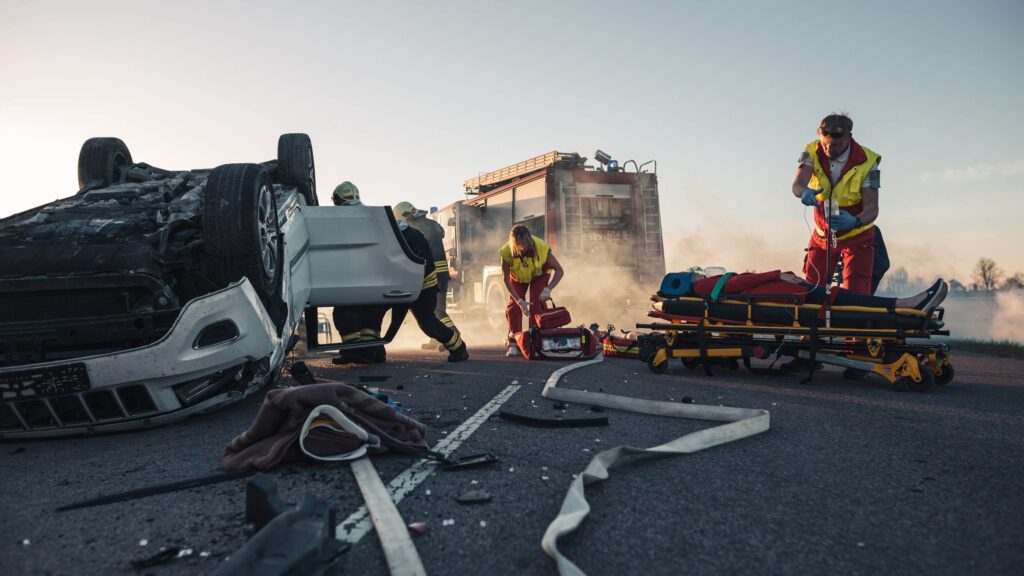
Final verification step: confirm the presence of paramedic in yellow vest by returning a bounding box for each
[499,224,564,357]
[792,113,881,295]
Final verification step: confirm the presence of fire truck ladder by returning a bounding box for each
[641,185,662,257]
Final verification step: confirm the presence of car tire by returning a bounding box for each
[202,164,283,309]
[77,137,133,189]
[277,133,317,206]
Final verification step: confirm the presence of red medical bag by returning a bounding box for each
[532,300,572,329]
[514,327,597,361]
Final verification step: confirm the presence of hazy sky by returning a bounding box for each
[2,0,1022,285]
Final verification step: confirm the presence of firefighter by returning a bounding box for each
[792,113,880,295]
[330,181,385,364]
[392,215,469,362]
[394,201,455,349]
[332,181,362,206]
[499,224,564,357]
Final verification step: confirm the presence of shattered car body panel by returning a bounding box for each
[0,139,422,438]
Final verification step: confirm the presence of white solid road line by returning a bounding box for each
[336,383,522,543]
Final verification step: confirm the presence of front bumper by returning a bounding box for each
[0,279,284,439]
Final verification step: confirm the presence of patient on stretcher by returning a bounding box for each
[660,270,948,313]
[701,270,947,312]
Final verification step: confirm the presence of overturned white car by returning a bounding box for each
[0,134,423,438]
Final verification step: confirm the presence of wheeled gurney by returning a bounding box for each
[636,292,954,391]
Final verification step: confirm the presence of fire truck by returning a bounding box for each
[430,150,665,329]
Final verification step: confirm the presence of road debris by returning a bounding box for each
[407,522,428,536]
[131,546,192,569]
[498,410,608,428]
[456,489,492,504]
[57,471,255,512]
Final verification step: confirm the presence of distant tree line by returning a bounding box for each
[883,257,1024,294]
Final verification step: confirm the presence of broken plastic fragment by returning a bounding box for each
[407,522,428,536]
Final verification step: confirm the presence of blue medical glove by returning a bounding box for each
[828,210,860,231]
[800,187,821,206]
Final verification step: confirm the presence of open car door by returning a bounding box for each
[298,205,423,350]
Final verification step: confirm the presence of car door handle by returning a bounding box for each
[383,291,413,298]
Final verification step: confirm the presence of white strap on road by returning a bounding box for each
[349,456,427,576]
[540,354,771,576]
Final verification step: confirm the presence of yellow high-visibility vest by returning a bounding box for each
[499,236,550,284]
[806,140,881,241]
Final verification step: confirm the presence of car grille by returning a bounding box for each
[0,384,157,433]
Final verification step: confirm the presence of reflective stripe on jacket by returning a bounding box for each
[499,236,550,284]
[806,139,881,242]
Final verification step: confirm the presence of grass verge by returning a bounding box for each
[942,338,1024,359]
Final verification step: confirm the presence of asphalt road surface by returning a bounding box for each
[2,345,1023,575]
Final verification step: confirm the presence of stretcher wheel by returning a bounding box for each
[900,363,934,393]
[648,356,668,374]
[935,364,955,386]
[681,358,700,370]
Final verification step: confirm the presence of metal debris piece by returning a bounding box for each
[440,453,498,471]
[456,490,492,504]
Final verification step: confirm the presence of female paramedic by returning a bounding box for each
[499,224,564,357]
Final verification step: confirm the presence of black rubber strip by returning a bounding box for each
[498,410,609,428]
[57,470,255,512]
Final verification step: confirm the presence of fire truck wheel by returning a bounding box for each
[485,280,506,330]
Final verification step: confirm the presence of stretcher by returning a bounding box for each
[635,292,954,392]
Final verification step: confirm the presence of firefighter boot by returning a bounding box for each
[447,343,470,363]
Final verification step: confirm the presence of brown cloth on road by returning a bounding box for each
[222,382,429,471]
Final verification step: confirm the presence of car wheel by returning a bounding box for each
[203,164,283,307]
[277,133,317,206]
[77,137,133,189]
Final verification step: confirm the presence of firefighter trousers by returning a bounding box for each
[400,286,464,352]
[435,272,455,330]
